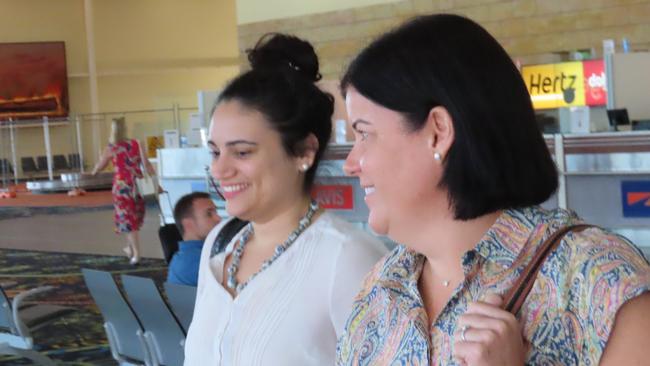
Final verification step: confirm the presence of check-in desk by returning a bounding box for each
[544,132,650,257]
[158,133,650,258]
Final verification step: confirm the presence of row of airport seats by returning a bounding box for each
[0,156,80,177]
[19,154,82,178]
[82,269,196,366]
[0,155,82,178]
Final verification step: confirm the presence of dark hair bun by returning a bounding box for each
[247,33,322,82]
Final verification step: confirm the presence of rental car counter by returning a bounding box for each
[157,133,650,258]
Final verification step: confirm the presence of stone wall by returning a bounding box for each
[238,0,650,80]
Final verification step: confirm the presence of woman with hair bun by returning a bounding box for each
[183,33,386,365]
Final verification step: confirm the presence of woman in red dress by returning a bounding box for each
[92,117,155,264]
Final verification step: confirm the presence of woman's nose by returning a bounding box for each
[343,145,361,177]
[210,155,231,181]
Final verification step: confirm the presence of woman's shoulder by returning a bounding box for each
[521,212,650,361]
[562,226,650,290]
[525,207,650,295]
[516,207,649,275]
[314,212,387,257]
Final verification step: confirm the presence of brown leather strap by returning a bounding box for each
[503,224,594,315]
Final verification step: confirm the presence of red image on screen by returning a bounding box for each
[0,41,69,120]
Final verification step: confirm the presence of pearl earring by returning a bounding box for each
[301,163,309,172]
[434,152,442,161]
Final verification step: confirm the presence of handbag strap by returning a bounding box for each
[210,217,249,258]
[136,139,149,179]
[502,223,594,315]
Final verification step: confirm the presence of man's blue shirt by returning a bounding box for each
[167,240,203,286]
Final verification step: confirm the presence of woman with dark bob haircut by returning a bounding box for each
[336,14,650,365]
[183,33,385,365]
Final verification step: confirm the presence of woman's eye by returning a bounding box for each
[360,131,369,141]
[236,150,251,158]
[210,150,220,158]
[354,130,369,141]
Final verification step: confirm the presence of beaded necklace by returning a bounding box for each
[226,200,319,294]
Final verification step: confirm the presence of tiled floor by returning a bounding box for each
[0,207,164,259]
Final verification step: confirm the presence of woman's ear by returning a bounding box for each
[425,106,455,161]
[297,133,319,167]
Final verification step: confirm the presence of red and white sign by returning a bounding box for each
[582,60,607,106]
[311,185,354,210]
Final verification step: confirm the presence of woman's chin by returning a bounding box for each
[224,203,246,220]
[367,214,389,236]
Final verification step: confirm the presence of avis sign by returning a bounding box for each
[621,181,650,218]
[522,60,607,110]
[311,185,354,210]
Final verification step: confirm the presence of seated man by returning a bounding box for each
[167,192,221,286]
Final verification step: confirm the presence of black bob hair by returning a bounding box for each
[341,14,558,220]
[214,33,334,192]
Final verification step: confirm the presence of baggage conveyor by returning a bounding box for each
[26,172,113,193]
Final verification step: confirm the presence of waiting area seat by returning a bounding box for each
[52,155,69,171]
[82,269,152,366]
[36,156,48,172]
[121,275,186,366]
[158,224,183,264]
[0,159,13,175]
[162,282,197,333]
[0,284,75,365]
[68,153,82,170]
[83,269,192,366]
[21,157,39,178]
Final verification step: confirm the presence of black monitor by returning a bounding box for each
[607,109,630,131]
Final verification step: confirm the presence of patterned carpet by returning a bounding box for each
[0,248,168,365]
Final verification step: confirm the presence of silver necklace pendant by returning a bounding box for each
[226,200,319,294]
[442,280,450,287]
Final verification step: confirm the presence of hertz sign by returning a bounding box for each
[522,60,607,110]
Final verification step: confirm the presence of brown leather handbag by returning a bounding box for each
[502,224,594,314]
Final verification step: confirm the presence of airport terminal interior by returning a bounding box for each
[1,0,650,365]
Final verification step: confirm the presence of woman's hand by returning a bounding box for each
[453,293,527,366]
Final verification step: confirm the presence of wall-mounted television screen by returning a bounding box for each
[0,41,69,121]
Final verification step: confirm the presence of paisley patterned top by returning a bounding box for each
[336,206,650,366]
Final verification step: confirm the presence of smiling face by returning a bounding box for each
[208,99,307,223]
[343,87,447,242]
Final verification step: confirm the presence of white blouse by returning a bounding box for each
[184,212,386,366]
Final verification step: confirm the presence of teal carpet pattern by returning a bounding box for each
[0,248,168,365]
